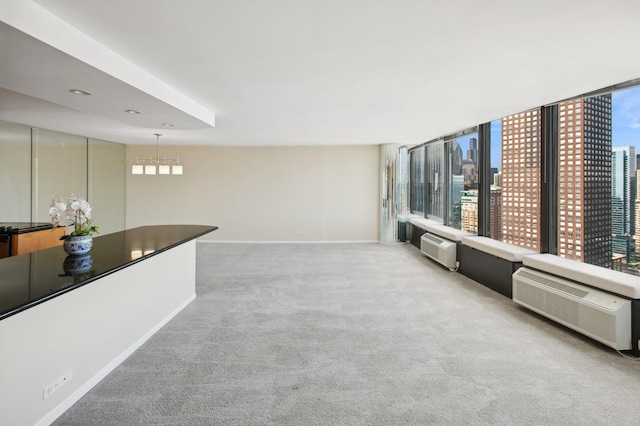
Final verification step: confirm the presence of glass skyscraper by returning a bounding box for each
[612,146,636,260]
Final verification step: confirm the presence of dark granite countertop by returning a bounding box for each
[0,222,54,234]
[0,224,217,321]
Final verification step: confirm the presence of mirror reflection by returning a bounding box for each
[0,120,126,252]
[0,121,31,221]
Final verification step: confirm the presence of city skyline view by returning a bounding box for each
[482,85,640,169]
[411,85,640,276]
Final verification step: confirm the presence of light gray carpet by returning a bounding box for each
[55,242,640,425]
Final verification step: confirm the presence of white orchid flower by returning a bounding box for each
[49,194,98,237]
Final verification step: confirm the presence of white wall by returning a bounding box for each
[0,241,197,426]
[126,145,380,241]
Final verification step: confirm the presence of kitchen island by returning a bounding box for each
[0,224,217,426]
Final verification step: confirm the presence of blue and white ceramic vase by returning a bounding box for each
[63,235,93,256]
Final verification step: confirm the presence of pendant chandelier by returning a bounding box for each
[131,133,183,175]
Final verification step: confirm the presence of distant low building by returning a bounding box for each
[461,190,479,233]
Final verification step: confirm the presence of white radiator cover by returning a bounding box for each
[513,267,631,350]
[420,232,457,271]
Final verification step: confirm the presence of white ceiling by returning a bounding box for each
[1,0,640,146]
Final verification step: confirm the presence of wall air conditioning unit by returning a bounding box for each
[512,267,631,350]
[420,232,457,271]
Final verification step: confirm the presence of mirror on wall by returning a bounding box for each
[89,138,126,234]
[0,121,31,222]
[0,120,126,234]
[31,128,88,223]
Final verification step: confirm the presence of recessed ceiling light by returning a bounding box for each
[126,109,142,114]
[162,122,175,127]
[69,89,92,96]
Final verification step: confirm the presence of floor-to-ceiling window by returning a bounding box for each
[408,80,640,277]
[558,85,640,275]
[447,132,479,232]
[426,140,445,220]
[610,87,639,274]
[409,146,425,215]
[409,131,478,229]
[488,120,502,241]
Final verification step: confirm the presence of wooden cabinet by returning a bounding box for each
[11,227,66,256]
[0,239,9,259]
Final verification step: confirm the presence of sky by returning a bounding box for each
[479,85,640,169]
[612,86,640,148]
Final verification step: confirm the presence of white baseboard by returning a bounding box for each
[37,294,196,426]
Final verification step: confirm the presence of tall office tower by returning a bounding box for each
[462,160,477,188]
[612,146,637,259]
[635,170,640,253]
[450,174,465,229]
[558,95,612,268]
[500,109,542,250]
[451,140,464,173]
[466,137,478,164]
[490,186,502,241]
[448,140,464,226]
[461,190,478,233]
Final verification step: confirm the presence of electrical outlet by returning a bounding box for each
[43,369,72,399]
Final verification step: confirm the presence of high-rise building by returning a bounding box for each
[462,160,477,188]
[466,137,478,164]
[635,170,640,253]
[450,174,464,229]
[500,109,542,250]
[558,95,612,268]
[493,170,502,188]
[449,139,465,228]
[499,98,614,265]
[612,146,637,259]
[461,190,478,233]
[490,186,502,241]
[451,140,463,174]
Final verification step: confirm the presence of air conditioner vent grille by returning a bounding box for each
[420,233,457,271]
[545,288,580,326]
[512,267,631,350]
[422,240,439,258]
[516,269,588,298]
[424,233,444,244]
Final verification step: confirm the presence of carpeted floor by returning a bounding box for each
[54,242,640,425]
